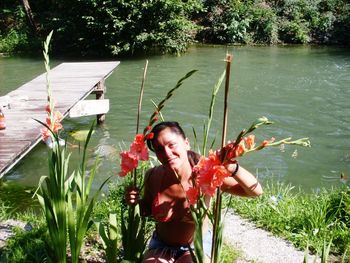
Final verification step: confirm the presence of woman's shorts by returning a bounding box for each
[147,230,212,260]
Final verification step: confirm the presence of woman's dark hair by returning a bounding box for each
[146,121,186,151]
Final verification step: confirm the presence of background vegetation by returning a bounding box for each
[1,0,350,56]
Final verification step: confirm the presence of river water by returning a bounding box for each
[1,45,350,200]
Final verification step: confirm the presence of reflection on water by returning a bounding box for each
[1,46,350,209]
[0,181,40,213]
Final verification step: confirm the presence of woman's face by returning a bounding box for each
[153,127,190,172]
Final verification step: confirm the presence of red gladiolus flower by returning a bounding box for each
[186,187,199,205]
[119,151,138,177]
[145,132,154,140]
[130,134,149,161]
[194,150,231,196]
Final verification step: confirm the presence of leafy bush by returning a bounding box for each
[1,1,350,62]
[331,3,350,45]
[197,1,252,44]
[0,4,31,53]
[249,2,279,44]
[278,19,310,44]
[28,0,201,56]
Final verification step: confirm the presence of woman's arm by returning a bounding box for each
[125,168,154,216]
[220,163,263,197]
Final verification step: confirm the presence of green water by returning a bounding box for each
[1,45,350,203]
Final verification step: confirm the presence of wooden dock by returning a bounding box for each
[0,61,120,179]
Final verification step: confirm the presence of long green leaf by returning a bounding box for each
[203,70,225,155]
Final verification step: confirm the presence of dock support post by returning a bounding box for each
[95,80,106,124]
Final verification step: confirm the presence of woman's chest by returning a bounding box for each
[152,183,191,222]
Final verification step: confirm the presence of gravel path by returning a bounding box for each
[223,210,320,263]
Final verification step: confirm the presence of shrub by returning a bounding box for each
[29,0,202,56]
[249,2,279,44]
[197,1,252,44]
[278,19,310,44]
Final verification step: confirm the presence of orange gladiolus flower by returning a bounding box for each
[244,135,255,150]
[234,141,246,157]
[186,187,199,205]
[42,106,64,142]
[194,150,231,196]
[130,134,149,161]
[261,137,275,147]
[224,140,246,161]
[119,151,138,177]
[41,127,51,142]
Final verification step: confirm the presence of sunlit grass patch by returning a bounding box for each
[228,181,350,260]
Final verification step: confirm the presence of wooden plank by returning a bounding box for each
[0,61,120,178]
[69,99,109,118]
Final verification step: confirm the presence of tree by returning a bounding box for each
[21,0,39,35]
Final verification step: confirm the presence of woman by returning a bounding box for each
[126,121,263,263]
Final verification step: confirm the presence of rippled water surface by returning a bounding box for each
[1,45,350,197]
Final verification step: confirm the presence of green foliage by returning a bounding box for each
[229,182,350,258]
[331,2,350,45]
[278,19,310,44]
[96,213,119,263]
[93,162,155,262]
[67,123,112,263]
[0,4,29,53]
[198,0,350,46]
[35,135,71,263]
[220,242,240,263]
[1,0,350,54]
[121,203,147,262]
[198,1,252,43]
[249,3,279,44]
[27,0,202,56]
[0,219,47,263]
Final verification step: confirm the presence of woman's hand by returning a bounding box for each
[125,186,140,206]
